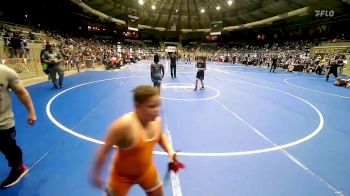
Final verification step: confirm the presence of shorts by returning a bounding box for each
[196,70,204,80]
[152,79,162,85]
[106,164,162,196]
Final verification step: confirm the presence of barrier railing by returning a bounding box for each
[1,58,39,79]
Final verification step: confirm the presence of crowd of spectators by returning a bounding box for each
[1,22,349,79]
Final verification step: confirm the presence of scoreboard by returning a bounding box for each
[128,15,139,31]
[210,21,222,35]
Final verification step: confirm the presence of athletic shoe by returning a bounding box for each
[52,84,58,90]
[0,163,29,188]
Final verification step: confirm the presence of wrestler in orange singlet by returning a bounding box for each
[91,85,176,196]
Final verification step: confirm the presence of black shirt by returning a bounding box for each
[170,55,176,65]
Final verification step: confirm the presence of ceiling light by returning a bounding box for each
[151,5,156,10]
[216,6,220,10]
[228,0,233,5]
[200,8,205,13]
[138,0,144,5]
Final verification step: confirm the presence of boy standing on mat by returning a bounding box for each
[91,85,181,196]
[194,56,206,91]
[150,54,164,94]
[0,64,37,188]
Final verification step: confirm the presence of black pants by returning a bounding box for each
[0,127,23,168]
[270,63,277,72]
[326,68,338,81]
[315,66,323,75]
[170,64,176,78]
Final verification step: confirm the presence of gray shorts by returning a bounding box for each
[152,79,162,85]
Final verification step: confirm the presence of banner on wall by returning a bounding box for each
[165,46,176,52]
[128,15,139,31]
[314,47,350,54]
[210,21,222,36]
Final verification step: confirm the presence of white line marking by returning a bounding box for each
[128,66,194,74]
[46,76,323,157]
[284,77,350,99]
[46,76,145,145]
[44,71,341,195]
[177,77,324,156]
[161,83,220,101]
[209,67,295,75]
[161,100,183,196]
[214,98,343,195]
[209,68,342,194]
[129,66,186,72]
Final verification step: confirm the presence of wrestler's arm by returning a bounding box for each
[91,119,129,187]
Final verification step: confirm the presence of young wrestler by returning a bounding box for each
[150,54,165,94]
[194,56,206,91]
[91,85,179,196]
